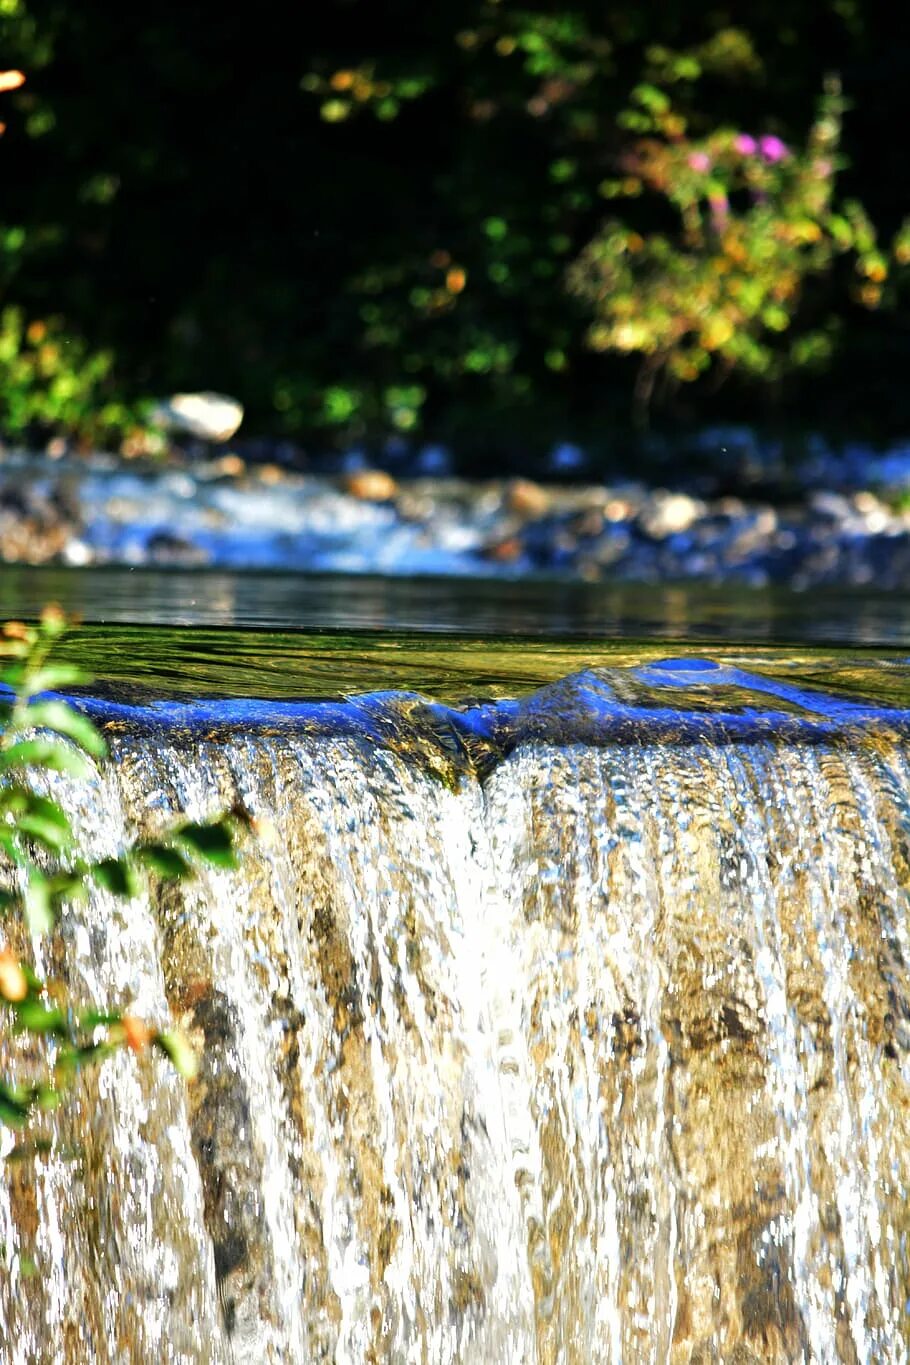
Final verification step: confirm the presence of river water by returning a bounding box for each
[2,576,910,1361]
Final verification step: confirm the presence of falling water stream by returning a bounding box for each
[3,657,910,1362]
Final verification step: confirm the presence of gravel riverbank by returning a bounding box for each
[3,449,910,589]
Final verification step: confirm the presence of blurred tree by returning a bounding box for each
[0,0,908,453]
[568,69,899,416]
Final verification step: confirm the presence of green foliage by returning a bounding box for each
[0,306,143,442]
[0,607,243,1135]
[0,56,147,448]
[301,61,433,125]
[0,2,908,442]
[280,4,910,436]
[567,69,906,410]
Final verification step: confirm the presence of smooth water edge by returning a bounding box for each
[6,661,910,765]
[4,566,910,645]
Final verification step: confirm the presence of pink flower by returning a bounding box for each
[733,133,757,156]
[759,135,788,163]
[687,151,711,173]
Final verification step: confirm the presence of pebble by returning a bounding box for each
[483,537,523,562]
[573,509,605,539]
[505,478,550,518]
[62,538,92,566]
[344,469,398,502]
[258,464,285,485]
[151,392,244,443]
[395,491,436,523]
[146,531,209,565]
[639,492,703,539]
[211,453,246,478]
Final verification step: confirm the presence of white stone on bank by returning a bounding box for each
[150,392,244,442]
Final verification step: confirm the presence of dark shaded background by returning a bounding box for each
[1,0,909,464]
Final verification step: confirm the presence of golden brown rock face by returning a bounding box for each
[3,727,910,1362]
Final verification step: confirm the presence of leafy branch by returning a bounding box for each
[0,607,242,1135]
[568,63,909,412]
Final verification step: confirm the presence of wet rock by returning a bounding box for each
[638,491,703,539]
[482,536,523,562]
[851,490,890,534]
[210,453,246,478]
[604,497,633,523]
[505,477,551,518]
[257,464,285,485]
[0,478,77,562]
[395,490,436,523]
[151,391,244,442]
[61,538,93,565]
[183,988,276,1345]
[808,489,853,521]
[0,485,29,516]
[572,508,605,539]
[724,508,779,560]
[146,531,209,565]
[344,469,398,502]
[587,524,631,566]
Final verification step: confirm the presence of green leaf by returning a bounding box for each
[174,821,237,869]
[0,888,19,916]
[24,875,54,935]
[0,644,29,667]
[78,1007,121,1030]
[0,827,23,864]
[21,793,70,830]
[0,738,91,778]
[13,1000,66,1035]
[0,1095,30,1130]
[89,858,140,898]
[59,1039,116,1073]
[0,1080,36,1130]
[134,843,191,879]
[24,701,107,758]
[23,665,88,696]
[38,609,67,639]
[16,798,74,853]
[632,82,669,114]
[156,1030,199,1080]
[46,870,90,907]
[19,963,43,995]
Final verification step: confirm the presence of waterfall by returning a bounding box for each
[3,664,910,1362]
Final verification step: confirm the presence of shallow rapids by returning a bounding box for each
[3,665,910,1362]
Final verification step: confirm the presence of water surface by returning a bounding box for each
[2,565,910,644]
[5,569,910,1361]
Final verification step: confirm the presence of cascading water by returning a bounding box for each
[3,661,910,1363]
